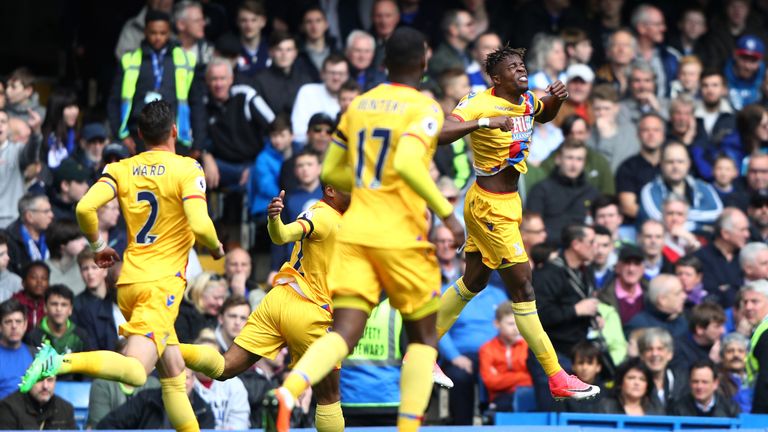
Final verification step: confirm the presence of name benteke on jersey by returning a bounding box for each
[132,164,167,176]
[354,97,407,113]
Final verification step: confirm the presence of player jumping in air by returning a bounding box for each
[179,181,350,432]
[435,45,600,400]
[20,100,225,432]
[271,27,465,432]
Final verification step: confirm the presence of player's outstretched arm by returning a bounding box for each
[438,115,515,145]
[320,141,353,192]
[535,80,568,123]
[183,198,223,257]
[266,190,308,245]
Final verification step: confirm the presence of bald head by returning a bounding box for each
[225,247,252,280]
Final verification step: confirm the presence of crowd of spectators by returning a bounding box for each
[3,0,768,428]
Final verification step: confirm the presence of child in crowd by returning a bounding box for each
[562,341,606,412]
[670,56,703,99]
[711,155,748,208]
[249,114,295,218]
[478,302,532,412]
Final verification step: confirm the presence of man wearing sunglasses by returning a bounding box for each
[279,113,335,193]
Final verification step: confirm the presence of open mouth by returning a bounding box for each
[518,76,528,82]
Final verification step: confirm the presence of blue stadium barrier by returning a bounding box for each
[495,412,768,430]
[55,381,91,429]
[512,386,537,413]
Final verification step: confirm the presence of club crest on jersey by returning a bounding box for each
[196,176,206,193]
[422,117,439,137]
[166,294,176,307]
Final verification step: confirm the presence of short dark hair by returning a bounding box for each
[557,137,587,154]
[0,232,7,247]
[561,27,589,47]
[22,260,50,280]
[302,5,326,20]
[138,100,174,145]
[322,53,348,71]
[145,8,171,24]
[384,27,427,75]
[268,113,292,134]
[615,357,655,400]
[572,340,602,363]
[77,248,96,266]
[340,79,362,94]
[438,68,468,91]
[590,83,619,103]
[690,359,719,381]
[220,295,250,316]
[561,223,592,250]
[561,114,588,138]
[485,44,526,77]
[689,302,726,333]
[45,284,74,304]
[8,67,35,88]
[593,224,612,238]
[46,220,83,260]
[530,243,556,267]
[700,69,725,85]
[591,195,620,219]
[0,298,26,321]
[268,31,296,50]
[295,148,321,163]
[238,0,266,17]
[675,254,703,273]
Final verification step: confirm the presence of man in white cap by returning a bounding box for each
[553,64,595,127]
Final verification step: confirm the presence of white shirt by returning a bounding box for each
[290,83,340,143]
[194,377,251,429]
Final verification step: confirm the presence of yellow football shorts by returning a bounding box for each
[234,284,333,368]
[464,182,529,269]
[117,275,185,356]
[328,241,441,320]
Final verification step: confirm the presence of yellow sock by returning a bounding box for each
[179,343,224,379]
[315,401,344,432]
[283,332,349,399]
[398,343,437,432]
[161,371,199,432]
[512,301,562,376]
[60,351,147,387]
[436,278,476,339]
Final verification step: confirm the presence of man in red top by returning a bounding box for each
[479,302,532,410]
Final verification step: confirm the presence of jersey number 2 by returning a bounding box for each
[136,191,158,244]
[356,128,391,188]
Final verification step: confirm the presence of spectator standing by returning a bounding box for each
[40,88,80,170]
[591,225,616,290]
[725,35,766,110]
[478,302,532,412]
[298,7,337,81]
[637,327,689,410]
[249,115,294,220]
[235,1,269,78]
[345,30,386,91]
[630,4,679,98]
[0,110,42,230]
[26,284,93,356]
[12,261,49,333]
[639,142,723,231]
[588,84,640,173]
[201,58,275,191]
[0,376,75,430]
[254,32,314,117]
[527,139,600,244]
[0,234,21,302]
[595,30,637,98]
[690,72,737,181]
[69,123,109,182]
[742,280,768,413]
[370,0,400,71]
[718,332,753,413]
[625,274,688,339]
[615,113,664,220]
[290,54,347,143]
[0,299,32,400]
[599,357,664,415]
[279,113,334,192]
[3,193,53,276]
[4,68,46,123]
[44,221,86,295]
[669,360,740,417]
[114,0,174,60]
[673,303,726,371]
[174,1,212,66]
[428,10,475,78]
[49,159,91,222]
[108,10,205,155]
[694,208,750,308]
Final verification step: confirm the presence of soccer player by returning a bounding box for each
[270,27,465,432]
[435,45,600,400]
[20,100,224,432]
[179,184,350,432]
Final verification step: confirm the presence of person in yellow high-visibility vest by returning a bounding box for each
[107,9,205,157]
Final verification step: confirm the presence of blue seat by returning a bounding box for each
[512,386,537,412]
[55,381,91,429]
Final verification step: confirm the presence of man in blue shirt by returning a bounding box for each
[0,298,32,399]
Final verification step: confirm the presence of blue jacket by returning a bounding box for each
[639,175,723,232]
[248,141,288,217]
[73,290,118,352]
[438,283,507,361]
[624,301,689,340]
[689,108,737,182]
[724,57,765,110]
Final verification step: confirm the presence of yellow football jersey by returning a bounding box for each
[274,199,341,309]
[331,83,444,249]
[99,151,206,284]
[451,88,543,176]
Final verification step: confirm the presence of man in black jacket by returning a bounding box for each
[201,57,275,191]
[672,302,726,371]
[254,31,314,116]
[527,139,600,245]
[0,376,76,430]
[96,368,214,429]
[2,193,53,276]
[669,360,740,417]
[529,223,598,410]
[638,327,689,411]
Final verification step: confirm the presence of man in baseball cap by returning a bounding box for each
[50,158,91,221]
[726,34,765,109]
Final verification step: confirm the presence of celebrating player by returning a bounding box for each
[20,100,225,432]
[270,27,464,432]
[179,183,350,432]
[435,45,600,400]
